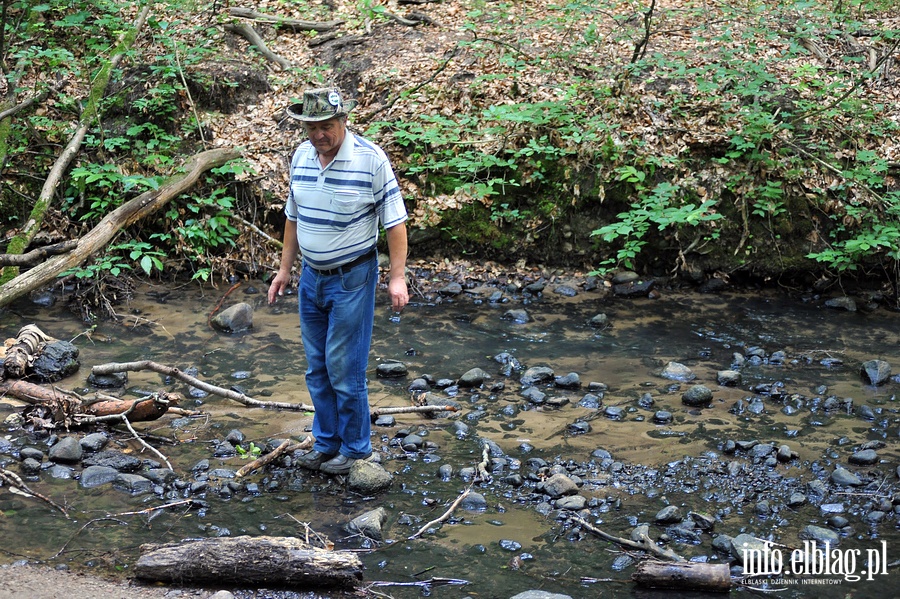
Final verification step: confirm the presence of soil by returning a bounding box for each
[0,564,203,599]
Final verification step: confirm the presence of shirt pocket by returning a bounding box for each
[331,190,362,214]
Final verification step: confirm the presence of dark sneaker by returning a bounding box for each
[319,453,370,475]
[296,450,337,470]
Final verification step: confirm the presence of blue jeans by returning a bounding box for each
[298,255,377,459]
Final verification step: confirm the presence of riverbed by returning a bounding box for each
[1,274,898,598]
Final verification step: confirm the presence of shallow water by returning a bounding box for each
[1,279,899,598]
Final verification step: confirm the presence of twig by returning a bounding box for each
[571,516,686,562]
[0,468,69,518]
[108,499,199,518]
[208,281,242,326]
[474,442,491,482]
[121,412,174,471]
[408,487,471,540]
[235,437,312,478]
[367,577,470,589]
[233,215,282,248]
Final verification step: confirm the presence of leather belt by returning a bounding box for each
[306,249,376,276]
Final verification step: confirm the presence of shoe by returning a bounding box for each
[296,450,337,470]
[319,453,370,475]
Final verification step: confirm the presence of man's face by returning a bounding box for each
[305,117,346,158]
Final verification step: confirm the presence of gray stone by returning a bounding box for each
[849,449,878,465]
[376,361,408,378]
[31,341,80,382]
[731,533,770,561]
[510,592,572,599]
[588,313,609,328]
[19,447,44,462]
[520,366,554,386]
[348,460,393,494]
[459,367,490,388]
[661,362,695,381]
[541,473,578,498]
[716,370,741,386]
[555,495,587,511]
[48,465,74,479]
[777,445,795,462]
[48,437,82,464]
[861,359,891,386]
[554,372,581,389]
[114,473,153,495]
[79,433,109,452]
[682,384,713,407]
[210,302,253,333]
[655,505,682,524]
[82,450,142,473]
[438,282,463,296]
[143,468,177,486]
[345,507,388,541]
[461,491,489,511]
[503,309,531,323]
[80,465,121,488]
[521,387,546,404]
[20,458,42,475]
[824,296,857,311]
[831,467,862,486]
[653,410,673,424]
[749,443,774,459]
[799,524,841,546]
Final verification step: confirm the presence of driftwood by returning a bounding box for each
[92,360,460,418]
[228,7,344,32]
[0,378,179,425]
[134,536,363,588]
[0,468,69,517]
[224,22,292,70]
[632,561,732,592]
[2,324,51,378]
[571,516,686,562]
[235,436,313,478]
[408,487,471,540]
[0,147,241,308]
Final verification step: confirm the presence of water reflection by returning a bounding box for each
[1,282,898,598]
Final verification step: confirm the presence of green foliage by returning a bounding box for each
[235,442,262,459]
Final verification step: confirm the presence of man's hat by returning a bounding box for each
[286,87,358,122]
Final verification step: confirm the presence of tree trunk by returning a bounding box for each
[134,536,363,588]
[0,147,240,308]
[631,561,732,592]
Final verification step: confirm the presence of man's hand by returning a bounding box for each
[267,270,291,305]
[388,274,409,313]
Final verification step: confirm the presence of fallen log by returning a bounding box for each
[228,7,344,32]
[134,536,363,589]
[631,560,732,592]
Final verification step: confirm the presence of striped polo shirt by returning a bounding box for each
[285,130,408,270]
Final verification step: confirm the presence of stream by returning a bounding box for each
[1,275,899,599]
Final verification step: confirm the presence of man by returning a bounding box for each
[267,87,409,475]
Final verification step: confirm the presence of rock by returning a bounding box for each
[461,492,488,511]
[604,406,625,420]
[80,433,110,452]
[459,367,490,388]
[48,437,83,464]
[509,591,573,599]
[82,450,142,473]
[347,461,393,494]
[861,359,891,386]
[661,362,695,381]
[438,282,463,296]
[520,366,554,386]
[831,467,862,486]
[20,458,42,475]
[716,370,741,386]
[824,296,857,311]
[521,387,546,404]
[210,302,253,333]
[31,341,80,383]
[144,468,177,486]
[731,533,770,561]
[749,443,774,459]
[776,445,795,462]
[86,371,127,389]
[79,465,120,488]
[681,384,713,407]
[587,313,609,328]
[503,308,531,323]
[554,372,581,389]
[541,473,578,498]
[114,473,153,495]
[553,284,578,297]
[345,507,388,541]
[555,495,586,511]
[655,505,682,524]
[799,525,841,546]
[787,493,807,507]
[613,279,654,298]
[849,449,878,465]
[19,447,44,462]
[376,361,408,378]
[653,410,673,424]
